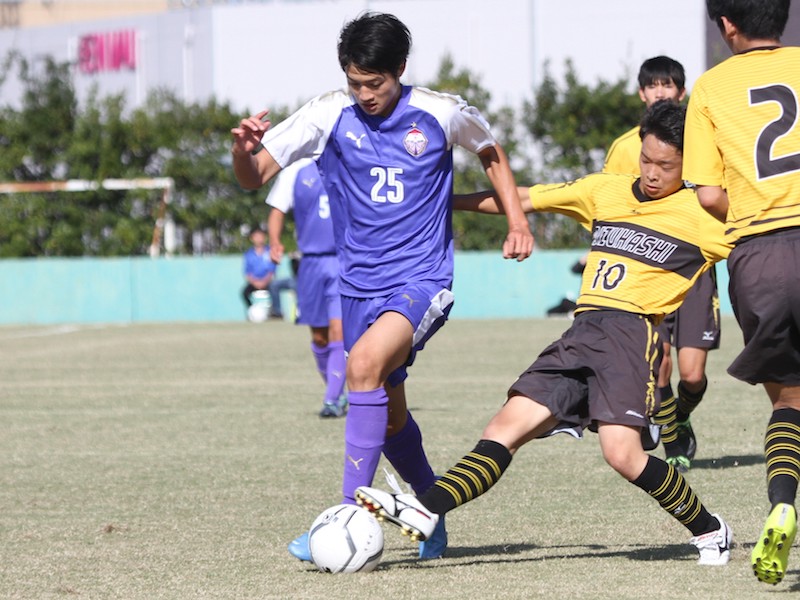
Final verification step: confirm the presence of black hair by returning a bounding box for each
[337,11,411,75]
[639,100,686,153]
[637,56,686,90]
[706,0,790,39]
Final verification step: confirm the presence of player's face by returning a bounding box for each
[638,80,686,107]
[345,65,404,118]
[638,134,684,200]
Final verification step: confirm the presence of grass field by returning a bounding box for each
[0,317,796,599]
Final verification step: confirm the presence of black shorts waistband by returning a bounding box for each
[736,225,800,246]
[574,308,659,324]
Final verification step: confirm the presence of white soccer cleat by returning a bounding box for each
[355,486,438,542]
[690,514,733,566]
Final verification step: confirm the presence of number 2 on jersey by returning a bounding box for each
[750,84,800,180]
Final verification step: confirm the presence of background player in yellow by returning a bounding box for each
[684,0,800,585]
[604,56,719,473]
[357,101,734,567]
[603,56,686,174]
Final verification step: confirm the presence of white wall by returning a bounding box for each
[0,0,707,115]
[213,0,706,114]
[532,1,707,93]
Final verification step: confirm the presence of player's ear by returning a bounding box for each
[720,16,738,40]
[677,88,687,103]
[397,61,406,79]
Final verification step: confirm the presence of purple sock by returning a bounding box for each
[310,342,329,382]
[342,388,388,504]
[382,411,436,495]
[324,341,346,404]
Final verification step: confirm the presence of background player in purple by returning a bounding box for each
[231,11,533,561]
[266,157,348,419]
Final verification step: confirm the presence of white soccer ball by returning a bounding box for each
[247,303,269,322]
[308,504,384,574]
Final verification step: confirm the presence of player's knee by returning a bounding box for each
[345,350,383,390]
[680,369,706,389]
[601,444,644,481]
[311,332,328,347]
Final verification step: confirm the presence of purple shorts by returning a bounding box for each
[341,282,454,387]
[295,254,341,327]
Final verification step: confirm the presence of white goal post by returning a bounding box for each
[0,177,175,257]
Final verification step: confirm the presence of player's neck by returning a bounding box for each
[732,38,781,54]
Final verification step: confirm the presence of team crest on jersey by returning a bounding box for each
[403,127,428,157]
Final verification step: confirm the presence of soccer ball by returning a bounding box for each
[247,303,269,322]
[247,290,272,322]
[308,504,384,573]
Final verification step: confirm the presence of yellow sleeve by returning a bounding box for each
[683,82,725,187]
[528,176,597,231]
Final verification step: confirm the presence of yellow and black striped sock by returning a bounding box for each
[676,376,707,422]
[631,455,717,536]
[653,385,679,451]
[766,408,800,507]
[419,439,512,515]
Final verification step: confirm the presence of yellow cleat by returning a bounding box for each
[752,503,797,585]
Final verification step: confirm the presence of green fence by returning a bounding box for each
[0,252,731,324]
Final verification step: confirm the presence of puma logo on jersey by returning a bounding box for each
[346,131,366,148]
[347,455,364,470]
[301,177,316,188]
[402,294,418,307]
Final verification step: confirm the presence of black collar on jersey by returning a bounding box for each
[737,45,781,55]
[632,179,687,203]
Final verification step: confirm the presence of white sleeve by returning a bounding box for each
[409,87,496,153]
[265,158,314,212]
[262,90,353,168]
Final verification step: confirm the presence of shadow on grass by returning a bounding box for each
[691,453,764,470]
[380,540,697,569]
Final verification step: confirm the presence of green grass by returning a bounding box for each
[0,317,795,599]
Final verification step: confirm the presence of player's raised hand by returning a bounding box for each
[503,224,534,262]
[230,109,270,155]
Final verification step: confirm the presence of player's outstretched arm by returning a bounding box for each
[478,144,534,261]
[231,109,282,190]
[452,187,532,214]
[695,185,729,223]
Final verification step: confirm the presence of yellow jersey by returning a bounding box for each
[528,173,730,319]
[602,126,641,175]
[684,46,800,243]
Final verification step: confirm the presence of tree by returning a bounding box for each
[520,59,644,249]
[0,54,82,256]
[0,51,649,256]
[424,55,532,251]
[0,53,286,256]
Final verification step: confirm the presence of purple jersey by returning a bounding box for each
[265,158,335,256]
[262,85,497,298]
